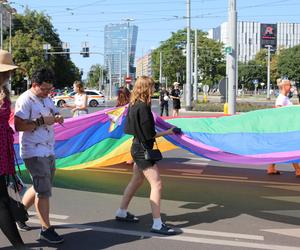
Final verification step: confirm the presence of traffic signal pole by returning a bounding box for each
[185,0,192,111]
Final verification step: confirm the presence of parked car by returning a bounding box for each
[49,88,62,98]
[53,90,105,107]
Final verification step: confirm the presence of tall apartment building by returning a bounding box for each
[136,51,152,77]
[208,21,300,62]
[104,23,138,84]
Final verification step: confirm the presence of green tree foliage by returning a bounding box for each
[86,64,107,90]
[238,49,279,90]
[277,45,300,82]
[151,29,225,87]
[5,9,80,91]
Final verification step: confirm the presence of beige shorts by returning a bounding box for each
[24,155,56,198]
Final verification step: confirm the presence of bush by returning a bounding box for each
[193,102,272,112]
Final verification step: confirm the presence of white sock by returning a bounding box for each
[152,217,163,230]
[116,208,127,218]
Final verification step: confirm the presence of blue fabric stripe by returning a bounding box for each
[185,131,300,155]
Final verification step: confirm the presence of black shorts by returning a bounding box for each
[131,143,157,170]
[173,100,181,110]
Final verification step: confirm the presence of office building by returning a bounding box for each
[208,21,300,62]
[136,51,152,77]
[104,23,138,85]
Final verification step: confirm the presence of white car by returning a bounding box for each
[53,90,105,107]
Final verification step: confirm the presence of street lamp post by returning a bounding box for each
[185,0,192,110]
[227,0,237,115]
[266,45,271,100]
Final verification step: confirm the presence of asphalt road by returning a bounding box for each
[2,99,300,249]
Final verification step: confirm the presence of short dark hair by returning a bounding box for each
[31,68,55,85]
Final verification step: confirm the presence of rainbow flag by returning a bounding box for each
[13,105,300,170]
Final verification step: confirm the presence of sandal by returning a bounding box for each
[115,212,139,223]
[267,170,281,175]
[150,223,176,235]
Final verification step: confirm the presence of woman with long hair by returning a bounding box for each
[116,86,130,107]
[115,76,177,235]
[63,81,88,117]
[0,50,27,249]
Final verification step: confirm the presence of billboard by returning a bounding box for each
[261,23,277,50]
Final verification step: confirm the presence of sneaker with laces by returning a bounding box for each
[150,223,176,235]
[39,226,64,244]
[16,221,32,231]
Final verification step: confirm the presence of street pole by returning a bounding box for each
[9,13,11,52]
[126,21,130,78]
[141,48,144,76]
[159,51,162,84]
[194,29,198,103]
[99,66,103,91]
[227,0,237,115]
[108,55,112,100]
[119,52,122,87]
[0,13,3,50]
[185,0,192,110]
[266,45,271,100]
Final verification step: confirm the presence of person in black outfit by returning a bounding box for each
[170,82,181,117]
[115,76,178,235]
[0,50,27,249]
[159,86,169,116]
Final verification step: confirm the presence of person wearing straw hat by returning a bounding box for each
[0,50,27,249]
[267,78,300,177]
[170,82,181,117]
[14,68,65,244]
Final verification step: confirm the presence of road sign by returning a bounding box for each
[252,79,259,85]
[125,77,131,84]
[224,46,232,54]
[203,84,209,94]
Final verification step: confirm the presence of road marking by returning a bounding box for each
[261,210,300,219]
[261,228,300,239]
[262,196,300,204]
[27,219,299,250]
[181,228,264,240]
[86,168,300,186]
[181,173,248,180]
[28,211,69,220]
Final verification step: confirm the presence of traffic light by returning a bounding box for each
[80,47,89,57]
[64,48,70,59]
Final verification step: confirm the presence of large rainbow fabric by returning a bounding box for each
[13,105,300,170]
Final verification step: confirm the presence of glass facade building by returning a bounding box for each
[104,23,138,85]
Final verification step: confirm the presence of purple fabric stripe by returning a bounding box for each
[153,113,300,165]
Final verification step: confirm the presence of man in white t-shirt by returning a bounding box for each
[267,79,300,177]
[14,68,65,243]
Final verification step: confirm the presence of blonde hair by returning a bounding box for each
[73,80,85,93]
[277,79,290,89]
[130,76,154,106]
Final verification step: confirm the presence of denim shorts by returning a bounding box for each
[24,155,56,198]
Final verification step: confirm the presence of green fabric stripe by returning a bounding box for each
[18,135,132,170]
[167,106,300,133]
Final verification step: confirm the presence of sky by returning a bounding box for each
[10,0,300,78]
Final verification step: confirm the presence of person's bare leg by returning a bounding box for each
[119,164,145,210]
[35,197,50,229]
[22,186,35,209]
[267,164,278,174]
[143,165,162,218]
[292,163,300,176]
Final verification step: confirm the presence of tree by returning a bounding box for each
[277,45,300,82]
[86,64,107,90]
[5,9,80,91]
[151,29,225,87]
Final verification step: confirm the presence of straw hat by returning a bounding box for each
[0,50,18,72]
[173,82,180,86]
